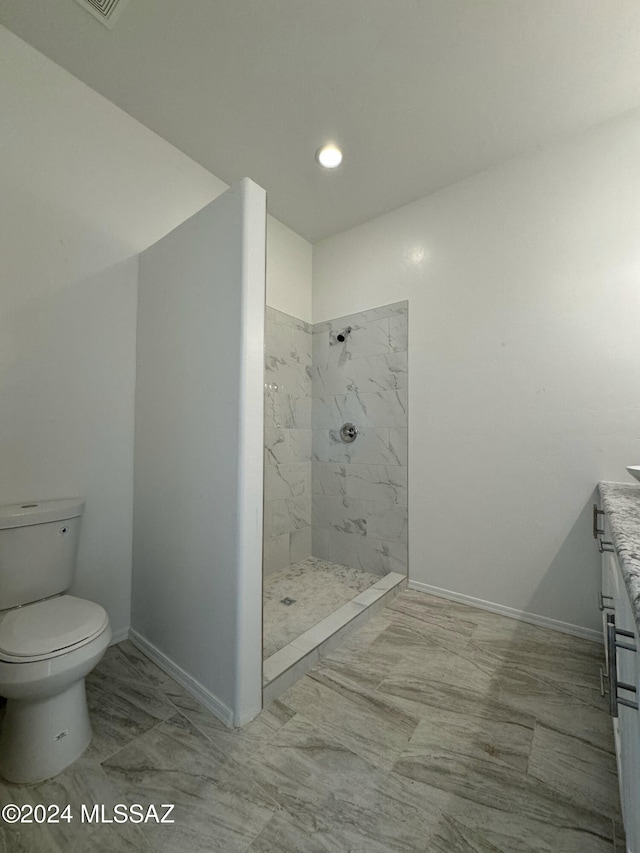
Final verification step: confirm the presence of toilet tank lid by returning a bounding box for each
[0,499,85,530]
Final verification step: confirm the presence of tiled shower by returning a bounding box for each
[311,302,408,574]
[263,301,408,673]
[264,308,313,573]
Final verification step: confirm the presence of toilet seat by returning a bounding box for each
[0,595,109,663]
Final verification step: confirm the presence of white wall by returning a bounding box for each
[0,26,227,639]
[133,181,265,726]
[266,216,312,322]
[0,25,308,643]
[313,109,640,635]
[0,25,231,639]
[0,244,137,639]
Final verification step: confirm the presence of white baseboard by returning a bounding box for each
[110,626,130,645]
[408,580,602,644]
[128,629,235,727]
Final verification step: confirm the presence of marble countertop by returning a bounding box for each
[598,481,640,636]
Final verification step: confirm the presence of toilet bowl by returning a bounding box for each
[0,500,111,783]
[0,594,111,783]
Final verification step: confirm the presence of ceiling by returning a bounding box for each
[2,0,640,243]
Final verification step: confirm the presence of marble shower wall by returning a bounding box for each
[264,307,313,575]
[311,301,408,576]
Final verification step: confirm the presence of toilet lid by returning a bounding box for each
[0,595,108,658]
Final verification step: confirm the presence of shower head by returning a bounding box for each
[336,326,352,343]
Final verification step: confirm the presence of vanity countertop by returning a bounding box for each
[599,481,640,636]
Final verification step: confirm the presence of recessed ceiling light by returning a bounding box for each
[316,144,343,169]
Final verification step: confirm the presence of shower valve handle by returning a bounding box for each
[340,423,358,443]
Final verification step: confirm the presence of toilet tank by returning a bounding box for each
[0,499,84,611]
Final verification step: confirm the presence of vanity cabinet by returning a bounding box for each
[599,516,640,853]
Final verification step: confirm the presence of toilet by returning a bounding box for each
[0,499,111,783]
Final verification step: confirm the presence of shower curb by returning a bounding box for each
[262,572,407,706]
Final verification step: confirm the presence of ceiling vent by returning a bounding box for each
[73,0,130,29]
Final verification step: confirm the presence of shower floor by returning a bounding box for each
[263,557,382,659]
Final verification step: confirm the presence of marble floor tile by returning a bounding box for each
[389,589,480,640]
[374,630,533,724]
[527,722,621,820]
[613,817,627,852]
[308,647,399,698]
[0,778,66,853]
[262,556,382,657]
[84,645,179,762]
[245,714,444,853]
[279,674,419,772]
[0,587,621,852]
[117,639,177,689]
[101,713,278,853]
[167,687,294,766]
[0,754,152,853]
[429,813,507,853]
[399,705,534,775]
[469,616,605,704]
[383,606,480,655]
[390,588,449,613]
[303,610,400,694]
[0,825,60,853]
[246,810,334,852]
[489,664,615,754]
[446,601,606,709]
[392,734,613,843]
[430,797,616,853]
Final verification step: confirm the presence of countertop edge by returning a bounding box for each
[598,481,640,637]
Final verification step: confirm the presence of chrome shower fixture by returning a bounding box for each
[334,326,352,343]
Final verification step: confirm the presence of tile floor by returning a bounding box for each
[263,557,382,657]
[0,589,623,852]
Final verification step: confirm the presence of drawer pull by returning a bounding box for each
[606,614,639,717]
[599,539,615,553]
[600,666,609,697]
[593,504,605,539]
[598,591,614,611]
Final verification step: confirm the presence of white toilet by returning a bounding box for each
[0,499,111,783]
